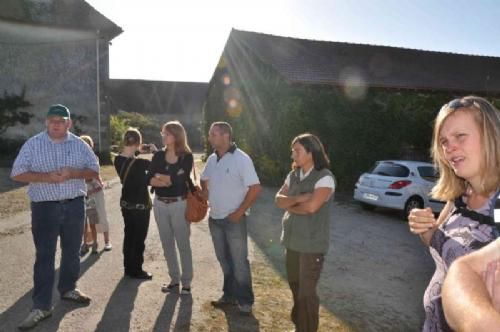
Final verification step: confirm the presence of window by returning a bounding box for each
[370,162,409,177]
[418,166,438,181]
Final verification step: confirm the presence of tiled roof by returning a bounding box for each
[226,29,500,94]
[105,79,209,115]
[0,0,122,39]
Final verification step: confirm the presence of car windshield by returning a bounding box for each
[369,162,409,177]
[418,166,438,181]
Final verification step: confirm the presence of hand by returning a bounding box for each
[59,167,75,180]
[200,188,209,201]
[154,173,171,187]
[483,259,500,312]
[295,193,312,204]
[408,207,436,234]
[149,144,159,153]
[139,144,150,154]
[48,171,66,183]
[228,210,244,223]
[97,176,104,188]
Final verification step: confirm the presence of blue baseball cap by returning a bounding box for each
[47,104,70,119]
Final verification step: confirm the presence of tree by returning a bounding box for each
[0,89,33,134]
[110,110,156,148]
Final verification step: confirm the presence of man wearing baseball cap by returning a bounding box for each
[11,104,100,330]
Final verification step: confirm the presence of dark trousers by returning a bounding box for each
[121,209,150,275]
[286,249,325,332]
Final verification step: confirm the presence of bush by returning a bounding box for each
[0,138,25,166]
[0,89,33,135]
[110,111,157,149]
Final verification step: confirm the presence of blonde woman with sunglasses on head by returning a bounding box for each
[408,96,500,331]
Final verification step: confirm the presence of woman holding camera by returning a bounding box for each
[114,127,157,279]
[148,121,194,295]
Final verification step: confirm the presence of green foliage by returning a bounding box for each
[0,138,25,165]
[204,52,457,191]
[0,89,33,134]
[254,154,287,186]
[110,114,129,148]
[96,151,112,165]
[110,111,157,148]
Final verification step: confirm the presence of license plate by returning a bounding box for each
[363,193,378,201]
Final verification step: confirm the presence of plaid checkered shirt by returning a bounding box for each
[11,131,100,202]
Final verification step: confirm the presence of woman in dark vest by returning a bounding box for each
[114,127,157,280]
[275,133,335,332]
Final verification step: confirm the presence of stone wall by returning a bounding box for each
[0,37,111,152]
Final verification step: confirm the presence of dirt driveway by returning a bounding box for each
[248,190,434,331]
[0,169,434,331]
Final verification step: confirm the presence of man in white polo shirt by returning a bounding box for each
[201,122,262,315]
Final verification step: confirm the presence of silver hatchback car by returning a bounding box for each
[353,160,444,218]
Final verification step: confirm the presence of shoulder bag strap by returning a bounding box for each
[492,190,500,236]
[121,158,136,186]
[192,157,197,182]
[184,156,197,193]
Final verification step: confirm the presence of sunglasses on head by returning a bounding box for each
[443,98,479,111]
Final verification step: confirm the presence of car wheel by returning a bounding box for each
[361,202,376,211]
[404,196,423,219]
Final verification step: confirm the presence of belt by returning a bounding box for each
[51,196,82,204]
[120,200,150,210]
[157,196,186,204]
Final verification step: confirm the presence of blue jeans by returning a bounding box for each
[209,217,254,305]
[31,197,85,310]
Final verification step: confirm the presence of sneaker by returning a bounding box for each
[161,283,179,293]
[239,304,252,315]
[61,289,91,304]
[103,242,112,251]
[211,295,237,307]
[18,309,52,330]
[180,287,191,295]
[80,243,89,256]
[91,243,98,254]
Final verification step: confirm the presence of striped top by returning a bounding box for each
[11,131,99,202]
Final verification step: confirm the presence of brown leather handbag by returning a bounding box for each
[185,161,208,223]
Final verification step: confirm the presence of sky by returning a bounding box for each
[86,0,500,83]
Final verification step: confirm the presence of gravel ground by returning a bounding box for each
[0,163,434,331]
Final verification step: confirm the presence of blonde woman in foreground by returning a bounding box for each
[408,96,500,331]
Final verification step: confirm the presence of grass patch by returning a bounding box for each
[0,165,117,219]
[195,251,354,331]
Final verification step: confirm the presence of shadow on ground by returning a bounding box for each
[211,304,260,332]
[247,187,434,332]
[95,277,144,332]
[0,168,25,194]
[0,253,100,331]
[152,292,193,332]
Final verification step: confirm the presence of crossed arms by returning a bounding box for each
[275,184,332,214]
[12,168,98,184]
